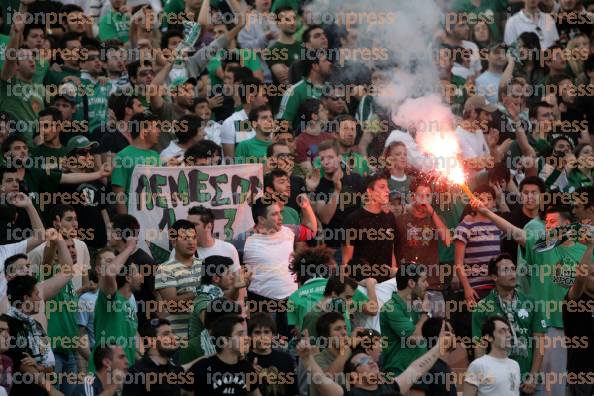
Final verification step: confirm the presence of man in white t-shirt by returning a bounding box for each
[441,14,482,79]
[464,315,521,396]
[243,195,317,337]
[476,44,510,104]
[504,0,559,49]
[220,77,269,159]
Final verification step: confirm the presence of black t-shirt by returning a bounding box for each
[314,170,365,248]
[342,383,400,396]
[501,207,534,260]
[99,130,130,155]
[563,291,594,374]
[122,354,185,396]
[129,249,158,328]
[247,350,298,396]
[411,358,457,396]
[344,208,397,282]
[555,12,594,45]
[58,181,109,249]
[183,355,259,396]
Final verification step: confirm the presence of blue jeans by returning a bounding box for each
[54,351,78,396]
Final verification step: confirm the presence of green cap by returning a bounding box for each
[66,135,99,153]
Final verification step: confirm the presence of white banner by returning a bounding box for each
[128,164,263,262]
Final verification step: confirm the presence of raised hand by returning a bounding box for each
[305,168,321,192]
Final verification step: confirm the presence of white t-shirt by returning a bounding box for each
[452,40,483,80]
[205,121,223,146]
[465,354,521,396]
[384,130,432,172]
[504,10,559,49]
[168,239,241,273]
[353,278,397,332]
[221,109,256,147]
[28,239,90,291]
[0,240,28,298]
[455,125,490,159]
[243,226,298,300]
[475,71,502,104]
[160,141,184,163]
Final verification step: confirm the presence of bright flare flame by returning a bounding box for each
[417,131,467,186]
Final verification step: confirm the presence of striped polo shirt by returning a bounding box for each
[154,257,202,339]
[454,219,502,289]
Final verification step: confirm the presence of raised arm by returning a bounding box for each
[297,330,344,396]
[98,239,137,296]
[0,3,27,81]
[470,198,527,246]
[9,193,46,252]
[297,194,317,235]
[38,233,75,300]
[568,240,594,301]
[61,163,112,185]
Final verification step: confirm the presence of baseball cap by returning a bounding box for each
[464,95,497,113]
[170,76,198,91]
[66,135,99,153]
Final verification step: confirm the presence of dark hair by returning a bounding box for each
[93,343,118,371]
[38,107,63,123]
[60,4,84,14]
[364,170,389,190]
[0,166,18,182]
[7,275,37,305]
[301,49,328,77]
[316,311,344,339]
[518,32,541,51]
[275,6,296,17]
[575,186,594,209]
[318,139,339,155]
[545,204,575,223]
[188,205,215,228]
[115,261,138,289]
[264,169,289,192]
[1,134,28,154]
[111,214,140,241]
[4,254,28,278]
[170,219,196,239]
[202,255,234,285]
[228,66,253,83]
[50,204,76,224]
[251,197,274,224]
[303,25,325,44]
[422,317,449,348]
[129,112,158,139]
[289,245,335,285]
[221,50,242,71]
[58,32,81,50]
[409,177,431,194]
[323,275,358,297]
[210,314,245,353]
[248,105,272,123]
[139,318,171,338]
[247,312,277,335]
[298,99,322,124]
[487,162,510,185]
[488,253,514,277]
[239,76,264,105]
[161,29,184,49]
[109,95,140,121]
[23,24,44,41]
[395,263,424,290]
[266,142,289,158]
[529,100,554,120]
[473,184,496,199]
[82,37,102,55]
[519,176,545,194]
[481,315,510,348]
[585,54,594,74]
[184,140,222,164]
[127,60,153,81]
[177,115,205,144]
[344,348,371,374]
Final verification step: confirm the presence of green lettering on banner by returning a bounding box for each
[222,208,237,240]
[152,174,168,208]
[231,175,251,205]
[158,208,177,244]
[196,170,211,202]
[210,174,230,206]
[135,175,153,210]
[169,171,190,206]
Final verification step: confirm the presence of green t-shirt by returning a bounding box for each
[112,145,161,196]
[99,10,131,43]
[277,79,325,129]
[451,0,507,42]
[207,48,262,86]
[91,289,138,371]
[235,137,271,164]
[313,152,370,177]
[436,197,466,264]
[380,293,427,375]
[286,278,368,331]
[523,238,587,328]
[271,0,300,12]
[0,34,10,72]
[31,145,69,170]
[0,78,44,145]
[43,66,81,88]
[281,206,300,225]
[267,41,302,68]
[566,170,593,193]
[32,58,50,85]
[472,289,547,378]
[39,263,78,354]
[80,76,112,133]
[188,293,211,340]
